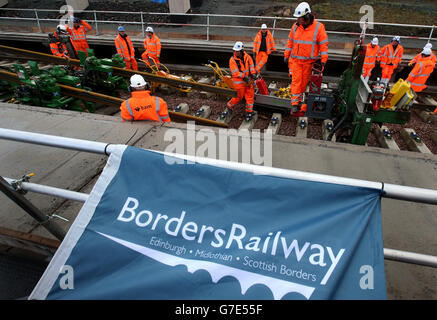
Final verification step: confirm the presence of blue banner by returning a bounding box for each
[30,146,386,300]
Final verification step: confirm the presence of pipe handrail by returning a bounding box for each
[0,8,435,29]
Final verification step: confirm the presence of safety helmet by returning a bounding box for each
[371,37,379,45]
[130,74,148,88]
[233,41,244,51]
[57,24,67,34]
[118,26,125,32]
[392,36,401,43]
[422,47,432,56]
[146,26,154,33]
[294,2,311,18]
[261,24,267,30]
[424,42,432,49]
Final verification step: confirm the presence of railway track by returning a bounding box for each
[1,53,437,155]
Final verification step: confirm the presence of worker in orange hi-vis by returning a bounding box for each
[142,27,161,68]
[49,25,71,59]
[253,24,276,74]
[284,2,328,114]
[120,75,170,123]
[222,41,259,121]
[362,37,381,83]
[409,43,436,69]
[380,36,404,87]
[406,48,435,93]
[66,16,92,56]
[115,26,138,71]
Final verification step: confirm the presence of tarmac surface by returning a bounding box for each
[0,103,436,299]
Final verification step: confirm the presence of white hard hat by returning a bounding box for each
[424,43,432,49]
[233,41,244,51]
[294,2,311,18]
[371,37,379,45]
[146,26,154,33]
[261,24,267,30]
[57,24,67,32]
[422,47,432,56]
[392,36,401,43]
[130,74,147,88]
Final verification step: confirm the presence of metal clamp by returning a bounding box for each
[10,173,35,194]
[195,108,204,117]
[410,132,421,143]
[383,129,392,140]
[271,116,279,126]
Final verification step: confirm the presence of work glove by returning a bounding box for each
[321,62,326,70]
[250,73,258,80]
[243,75,250,84]
[388,62,393,66]
[408,62,413,67]
[284,57,288,64]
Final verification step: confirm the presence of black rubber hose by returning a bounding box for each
[327,97,348,141]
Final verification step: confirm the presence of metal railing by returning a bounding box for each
[0,128,437,268]
[0,8,435,45]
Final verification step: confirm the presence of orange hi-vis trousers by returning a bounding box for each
[255,51,268,73]
[291,61,313,106]
[227,82,255,113]
[362,66,374,79]
[381,65,396,83]
[124,58,138,71]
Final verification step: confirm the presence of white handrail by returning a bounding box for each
[0,8,434,41]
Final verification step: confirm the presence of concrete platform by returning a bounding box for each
[0,102,437,299]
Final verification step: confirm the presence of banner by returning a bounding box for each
[30,145,386,300]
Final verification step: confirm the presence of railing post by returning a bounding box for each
[141,12,145,38]
[94,10,99,36]
[34,9,42,33]
[272,18,277,37]
[206,13,210,41]
[428,25,435,43]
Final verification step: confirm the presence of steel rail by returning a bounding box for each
[0,45,237,98]
[1,128,437,267]
[0,70,229,129]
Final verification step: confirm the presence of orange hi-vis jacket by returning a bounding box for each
[229,51,256,86]
[67,20,92,55]
[284,19,328,64]
[380,44,404,68]
[410,51,436,68]
[115,34,135,60]
[363,43,381,69]
[253,30,276,55]
[120,90,170,123]
[50,32,69,58]
[142,34,161,60]
[407,56,435,92]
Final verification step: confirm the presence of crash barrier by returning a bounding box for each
[0,127,437,269]
[0,8,435,43]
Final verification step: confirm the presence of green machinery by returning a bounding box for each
[305,35,411,145]
[11,61,95,112]
[77,49,128,94]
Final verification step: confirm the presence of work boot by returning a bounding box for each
[291,104,300,114]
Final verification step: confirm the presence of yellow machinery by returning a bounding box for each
[382,79,416,111]
[204,61,234,89]
[141,57,193,93]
